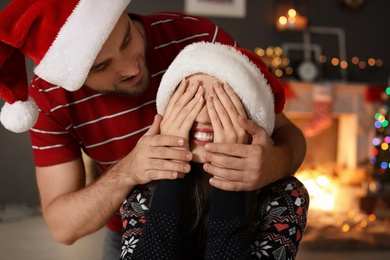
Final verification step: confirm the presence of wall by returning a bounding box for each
[128,0,389,84]
[0,0,389,207]
[0,119,38,208]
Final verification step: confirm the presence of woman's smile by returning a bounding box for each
[191,128,214,146]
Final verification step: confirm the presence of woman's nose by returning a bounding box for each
[195,103,210,123]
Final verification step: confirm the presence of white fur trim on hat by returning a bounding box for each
[0,97,39,133]
[157,42,275,136]
[34,0,132,91]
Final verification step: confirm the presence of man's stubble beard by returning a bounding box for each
[84,65,151,97]
[112,70,151,97]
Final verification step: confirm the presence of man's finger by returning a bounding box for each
[145,114,163,136]
[237,115,268,144]
[208,177,251,192]
[205,143,250,158]
[148,158,191,173]
[146,114,186,147]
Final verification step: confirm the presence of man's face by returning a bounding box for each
[84,13,149,96]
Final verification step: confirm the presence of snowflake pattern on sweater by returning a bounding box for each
[120,187,151,259]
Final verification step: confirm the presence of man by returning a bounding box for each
[0,0,306,259]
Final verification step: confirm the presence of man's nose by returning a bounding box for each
[117,56,139,76]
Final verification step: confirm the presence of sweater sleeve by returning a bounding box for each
[129,179,185,260]
[250,177,310,260]
[205,187,251,259]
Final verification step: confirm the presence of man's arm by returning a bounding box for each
[37,158,134,245]
[36,115,192,245]
[272,112,307,177]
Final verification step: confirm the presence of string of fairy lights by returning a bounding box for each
[254,46,384,78]
[370,84,390,180]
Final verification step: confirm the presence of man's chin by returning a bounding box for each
[112,85,148,97]
[84,82,149,97]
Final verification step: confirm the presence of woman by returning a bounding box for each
[120,42,309,259]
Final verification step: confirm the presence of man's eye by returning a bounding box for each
[91,63,109,73]
[123,33,132,48]
[94,65,106,72]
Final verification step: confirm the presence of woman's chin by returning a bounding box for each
[192,153,206,164]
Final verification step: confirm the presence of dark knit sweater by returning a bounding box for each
[120,176,309,260]
[130,179,249,259]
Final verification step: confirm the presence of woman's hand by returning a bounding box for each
[207,81,249,144]
[204,81,275,190]
[160,78,205,177]
[160,79,205,148]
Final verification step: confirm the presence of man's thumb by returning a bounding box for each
[238,115,267,144]
[145,114,162,136]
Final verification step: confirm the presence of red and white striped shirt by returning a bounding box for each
[29,12,237,232]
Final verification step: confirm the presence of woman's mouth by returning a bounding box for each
[191,130,214,146]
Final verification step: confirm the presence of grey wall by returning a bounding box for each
[128,0,389,84]
[1,0,389,207]
[0,120,38,208]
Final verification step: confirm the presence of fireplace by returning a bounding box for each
[284,81,371,172]
[284,81,390,251]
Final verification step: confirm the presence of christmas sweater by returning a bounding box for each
[28,12,237,233]
[120,176,310,259]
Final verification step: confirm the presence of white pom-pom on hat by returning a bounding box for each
[0,97,39,133]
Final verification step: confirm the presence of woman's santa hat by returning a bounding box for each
[156,42,285,136]
[0,0,131,133]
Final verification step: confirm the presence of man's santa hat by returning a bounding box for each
[0,0,131,133]
[156,42,285,136]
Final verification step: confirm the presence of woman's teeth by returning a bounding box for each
[194,131,214,141]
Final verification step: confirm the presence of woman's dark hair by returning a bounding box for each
[181,163,211,257]
[181,162,257,258]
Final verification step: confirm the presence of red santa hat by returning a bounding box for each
[156,42,285,136]
[0,0,131,133]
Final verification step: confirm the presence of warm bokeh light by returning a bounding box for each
[285,67,293,75]
[266,46,274,56]
[288,16,296,24]
[368,58,376,66]
[296,171,336,211]
[274,69,283,77]
[319,55,327,63]
[341,224,350,233]
[340,61,348,69]
[255,47,265,57]
[360,220,368,227]
[282,57,290,66]
[272,57,282,67]
[316,175,330,187]
[276,8,307,31]
[278,16,287,25]
[351,56,359,64]
[376,59,383,67]
[274,46,283,56]
[288,8,297,17]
